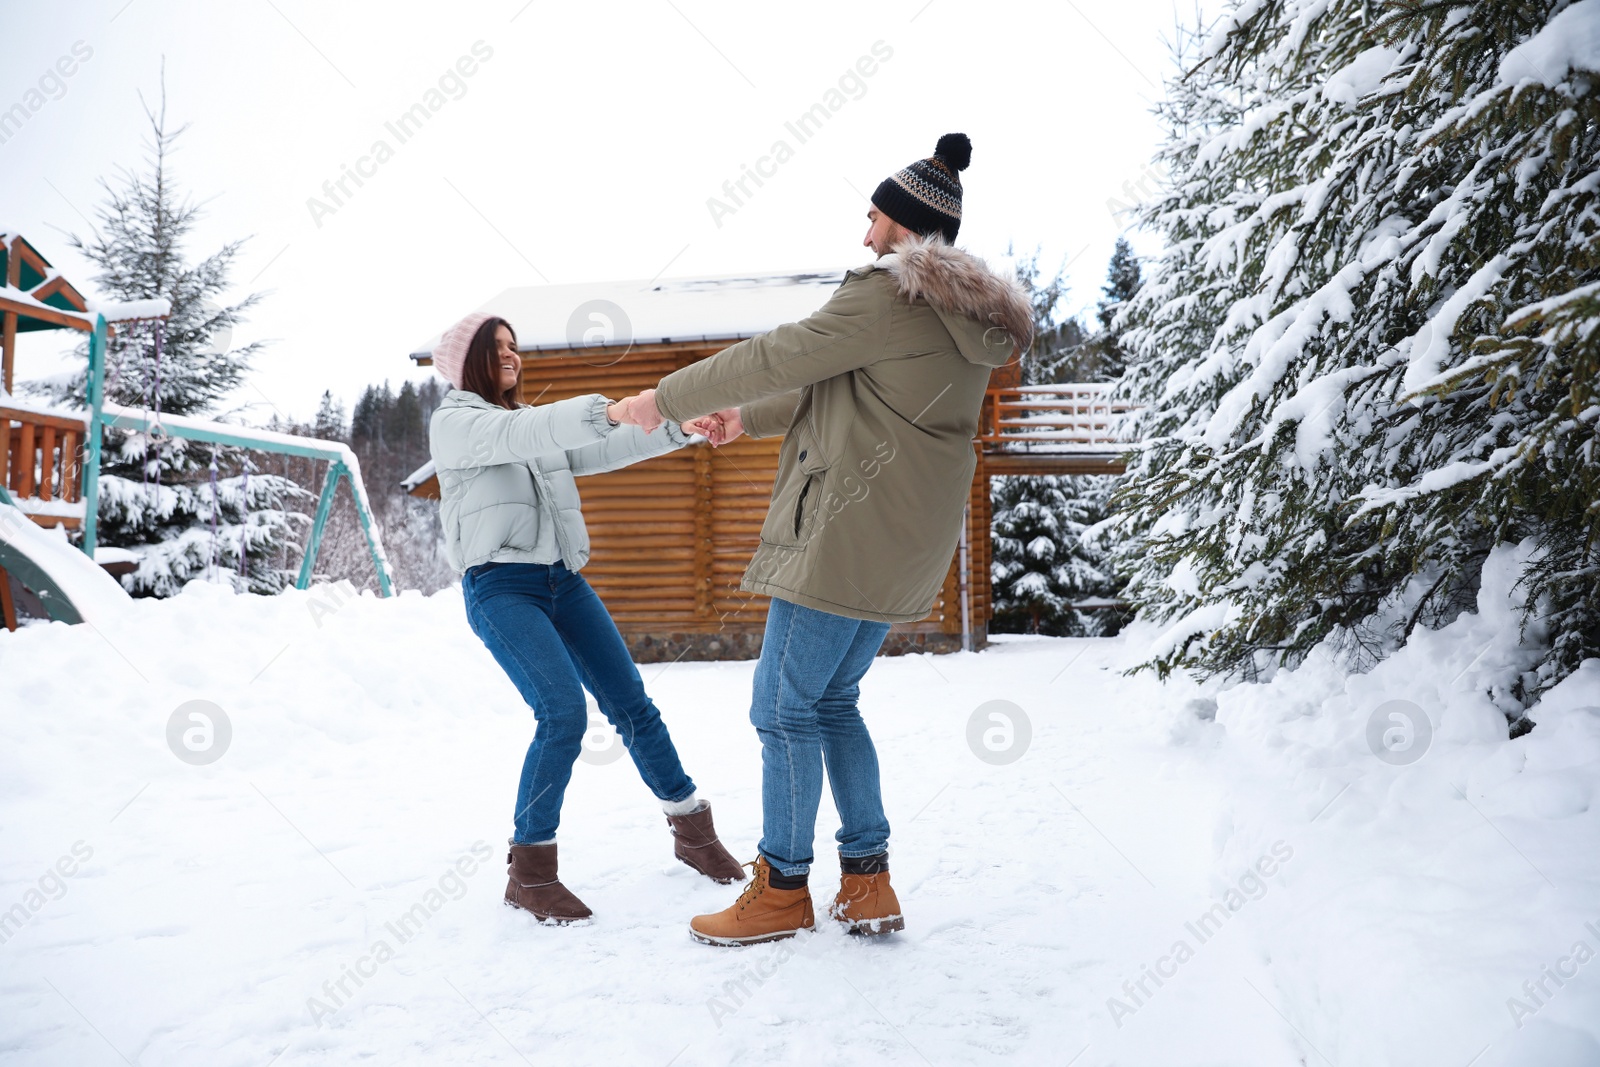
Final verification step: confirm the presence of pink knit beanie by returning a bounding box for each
[433,312,494,389]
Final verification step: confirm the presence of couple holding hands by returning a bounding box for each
[427,134,1032,945]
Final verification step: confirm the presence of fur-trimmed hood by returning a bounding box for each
[876,234,1035,366]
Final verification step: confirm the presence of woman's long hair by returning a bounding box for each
[460,317,522,410]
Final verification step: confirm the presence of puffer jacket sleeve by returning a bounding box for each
[432,394,613,469]
[566,420,691,476]
[654,270,894,422]
[740,389,804,439]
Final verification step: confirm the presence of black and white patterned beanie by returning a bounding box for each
[870,133,971,244]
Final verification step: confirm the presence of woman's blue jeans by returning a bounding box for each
[462,561,697,844]
[753,597,893,877]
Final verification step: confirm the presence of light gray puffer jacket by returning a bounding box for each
[429,389,689,574]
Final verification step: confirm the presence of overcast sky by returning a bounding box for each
[4,0,1193,424]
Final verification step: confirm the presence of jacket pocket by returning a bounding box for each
[760,426,830,549]
[792,474,817,540]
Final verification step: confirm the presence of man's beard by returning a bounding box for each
[874,224,909,256]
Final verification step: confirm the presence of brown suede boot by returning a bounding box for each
[689,857,815,946]
[504,842,592,924]
[666,802,746,884]
[830,865,904,937]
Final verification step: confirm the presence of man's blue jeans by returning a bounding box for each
[753,596,893,877]
[462,561,697,844]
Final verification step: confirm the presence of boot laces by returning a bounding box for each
[735,860,764,911]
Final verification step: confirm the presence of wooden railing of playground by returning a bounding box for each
[977,383,1138,449]
[1,404,85,527]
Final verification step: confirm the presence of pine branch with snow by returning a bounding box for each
[1112,0,1600,699]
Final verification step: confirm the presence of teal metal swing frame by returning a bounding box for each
[79,312,393,596]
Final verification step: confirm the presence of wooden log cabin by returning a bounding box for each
[403,268,1007,661]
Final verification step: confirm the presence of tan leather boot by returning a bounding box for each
[666,802,746,884]
[830,869,904,936]
[504,842,592,924]
[689,857,814,946]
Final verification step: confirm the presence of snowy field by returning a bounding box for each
[1,550,1597,1067]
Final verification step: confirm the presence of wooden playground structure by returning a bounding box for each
[1,232,392,630]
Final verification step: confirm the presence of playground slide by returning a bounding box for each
[0,494,129,626]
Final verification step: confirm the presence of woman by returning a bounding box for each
[429,311,744,924]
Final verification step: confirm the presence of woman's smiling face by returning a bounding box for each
[495,325,521,392]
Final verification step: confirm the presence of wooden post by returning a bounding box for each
[39,426,56,501]
[60,429,77,502]
[0,565,15,631]
[693,444,714,618]
[970,442,990,646]
[17,421,34,498]
[1,311,15,397]
[3,235,19,394]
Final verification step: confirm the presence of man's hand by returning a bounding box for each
[706,406,743,446]
[680,407,744,446]
[615,388,664,433]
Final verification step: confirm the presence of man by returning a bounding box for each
[618,133,1033,946]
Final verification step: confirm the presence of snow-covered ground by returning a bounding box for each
[1,550,1597,1066]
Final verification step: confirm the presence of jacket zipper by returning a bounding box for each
[531,464,579,567]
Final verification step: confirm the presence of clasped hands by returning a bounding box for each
[607,388,744,446]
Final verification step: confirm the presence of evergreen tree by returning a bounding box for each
[31,79,307,596]
[1077,237,1142,383]
[312,391,346,441]
[1112,0,1599,701]
[990,474,1122,636]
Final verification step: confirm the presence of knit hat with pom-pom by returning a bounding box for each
[432,311,494,389]
[871,133,971,244]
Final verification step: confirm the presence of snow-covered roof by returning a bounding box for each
[401,458,435,492]
[90,297,173,322]
[409,267,853,361]
[0,232,169,331]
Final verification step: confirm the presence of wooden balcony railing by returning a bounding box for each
[978,384,1137,449]
[2,403,88,527]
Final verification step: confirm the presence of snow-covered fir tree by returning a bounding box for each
[30,83,308,595]
[1112,0,1600,703]
[312,390,346,441]
[1076,236,1142,383]
[990,474,1123,636]
[990,249,1127,636]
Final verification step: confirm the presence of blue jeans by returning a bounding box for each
[752,597,893,877]
[462,561,697,844]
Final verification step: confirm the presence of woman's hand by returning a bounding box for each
[612,388,664,433]
[681,414,721,439]
[605,397,632,426]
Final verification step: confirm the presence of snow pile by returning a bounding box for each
[1128,542,1600,1066]
[1499,0,1600,87]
